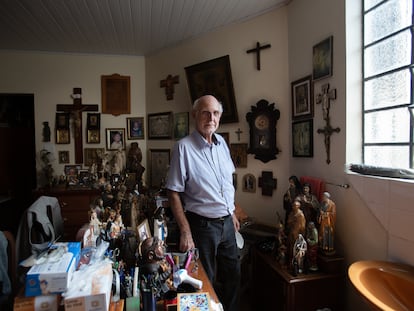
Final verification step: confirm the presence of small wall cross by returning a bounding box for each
[235,128,243,141]
[160,74,179,100]
[246,41,271,70]
[315,84,340,164]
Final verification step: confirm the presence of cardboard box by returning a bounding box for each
[13,294,60,311]
[64,261,113,311]
[24,242,81,297]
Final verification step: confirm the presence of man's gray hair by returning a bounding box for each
[192,95,224,113]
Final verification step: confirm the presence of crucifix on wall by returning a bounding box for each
[316,83,340,164]
[160,74,179,100]
[246,41,271,70]
[56,88,98,164]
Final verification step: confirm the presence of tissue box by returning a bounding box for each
[24,242,81,297]
[64,261,113,311]
[14,294,60,311]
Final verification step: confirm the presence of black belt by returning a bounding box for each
[186,211,231,222]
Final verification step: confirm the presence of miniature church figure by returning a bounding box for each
[318,192,337,255]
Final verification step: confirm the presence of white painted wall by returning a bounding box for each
[0,51,147,182]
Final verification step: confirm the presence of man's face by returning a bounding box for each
[194,96,222,138]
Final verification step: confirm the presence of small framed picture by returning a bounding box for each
[87,113,100,129]
[106,128,126,150]
[313,36,333,81]
[127,117,145,140]
[137,219,151,242]
[230,143,248,168]
[242,174,256,193]
[56,113,70,129]
[149,149,170,188]
[58,151,69,164]
[148,112,173,139]
[64,164,82,176]
[87,129,100,144]
[56,129,70,144]
[174,112,189,140]
[292,119,314,157]
[291,75,313,120]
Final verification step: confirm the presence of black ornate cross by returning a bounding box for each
[246,42,271,70]
[315,84,340,164]
[160,74,179,100]
[258,171,277,196]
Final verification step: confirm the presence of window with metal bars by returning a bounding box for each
[362,0,414,171]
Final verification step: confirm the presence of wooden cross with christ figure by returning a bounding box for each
[56,88,98,164]
[160,74,179,100]
[246,41,271,70]
[315,83,340,164]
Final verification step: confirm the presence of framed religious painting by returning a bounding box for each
[137,219,151,242]
[55,113,70,144]
[148,112,173,139]
[174,112,189,140]
[149,149,170,189]
[292,119,314,157]
[58,151,69,164]
[312,36,333,81]
[84,148,105,167]
[87,113,101,143]
[242,173,256,193]
[106,128,126,150]
[185,55,238,123]
[230,143,248,168]
[127,117,145,140]
[291,75,313,120]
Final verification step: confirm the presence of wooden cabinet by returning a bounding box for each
[34,187,100,241]
[251,247,345,311]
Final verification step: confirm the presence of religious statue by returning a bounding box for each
[306,221,319,271]
[42,121,51,142]
[297,183,320,226]
[127,142,145,190]
[318,192,337,255]
[286,199,306,266]
[283,176,303,230]
[138,237,172,309]
[292,234,307,275]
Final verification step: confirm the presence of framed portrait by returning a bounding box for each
[56,112,70,129]
[87,129,100,144]
[56,129,70,144]
[126,117,144,140]
[312,36,333,81]
[174,112,189,140]
[292,119,314,157]
[230,143,248,168]
[217,132,229,147]
[58,151,69,164]
[149,149,170,188]
[106,128,126,150]
[137,219,151,242]
[185,55,239,124]
[84,148,104,167]
[242,174,256,193]
[101,74,131,116]
[291,75,313,120]
[148,112,173,139]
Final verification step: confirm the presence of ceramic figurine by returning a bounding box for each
[318,192,336,255]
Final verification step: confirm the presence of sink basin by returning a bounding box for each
[348,260,414,311]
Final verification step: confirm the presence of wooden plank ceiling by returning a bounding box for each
[0,0,288,56]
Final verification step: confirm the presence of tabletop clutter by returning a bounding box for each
[14,200,222,311]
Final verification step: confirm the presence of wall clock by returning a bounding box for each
[246,99,280,163]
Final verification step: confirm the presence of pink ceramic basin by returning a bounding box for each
[348,260,414,311]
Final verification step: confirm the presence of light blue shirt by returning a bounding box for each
[165,131,235,218]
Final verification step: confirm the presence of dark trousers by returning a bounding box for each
[186,212,241,311]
